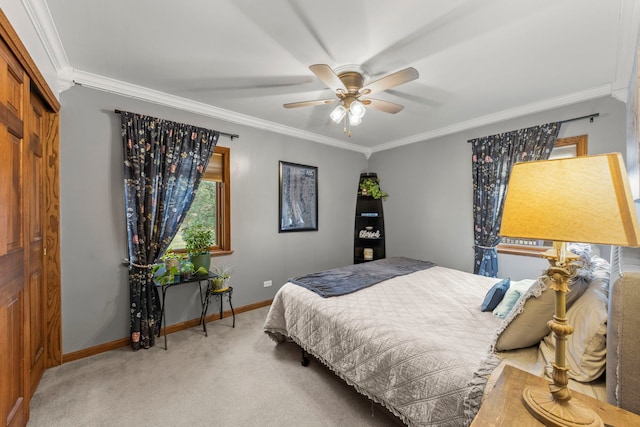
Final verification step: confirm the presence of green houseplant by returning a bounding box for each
[359,178,388,200]
[179,259,195,280]
[160,250,181,272]
[183,226,214,272]
[210,264,232,291]
[152,263,180,286]
[154,250,185,284]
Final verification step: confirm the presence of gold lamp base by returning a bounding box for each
[523,386,603,427]
[520,243,604,427]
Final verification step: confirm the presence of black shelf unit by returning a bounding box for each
[354,173,385,263]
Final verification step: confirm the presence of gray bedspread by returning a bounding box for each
[264,265,504,426]
[289,257,435,297]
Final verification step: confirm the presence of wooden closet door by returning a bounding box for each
[0,39,27,427]
[27,92,45,396]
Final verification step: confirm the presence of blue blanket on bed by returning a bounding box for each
[289,257,436,297]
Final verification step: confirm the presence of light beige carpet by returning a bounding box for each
[28,306,403,426]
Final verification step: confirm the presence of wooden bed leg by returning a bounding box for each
[301,349,310,367]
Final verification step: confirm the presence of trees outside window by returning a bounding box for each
[168,146,231,255]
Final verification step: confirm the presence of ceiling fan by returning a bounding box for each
[284,64,419,135]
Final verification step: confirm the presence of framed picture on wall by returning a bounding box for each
[279,161,318,232]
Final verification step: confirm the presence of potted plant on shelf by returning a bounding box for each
[211,264,232,291]
[153,250,184,284]
[179,259,195,280]
[183,226,214,273]
[160,250,181,272]
[152,262,180,286]
[359,178,388,200]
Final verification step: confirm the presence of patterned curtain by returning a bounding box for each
[121,111,219,350]
[470,123,560,277]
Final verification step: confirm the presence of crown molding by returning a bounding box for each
[66,65,616,158]
[21,0,74,92]
[21,0,70,71]
[67,65,618,158]
[22,0,369,155]
[370,84,613,154]
[72,70,370,155]
[611,0,640,101]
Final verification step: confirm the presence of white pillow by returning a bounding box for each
[539,260,610,382]
[492,279,536,319]
[493,247,599,352]
[494,274,591,351]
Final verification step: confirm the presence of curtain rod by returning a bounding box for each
[114,109,239,141]
[467,113,600,143]
[559,113,599,125]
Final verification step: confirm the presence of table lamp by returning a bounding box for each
[500,153,640,427]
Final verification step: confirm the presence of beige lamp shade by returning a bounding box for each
[500,153,640,246]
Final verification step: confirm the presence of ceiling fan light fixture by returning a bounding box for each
[349,100,366,119]
[286,64,419,137]
[348,110,362,126]
[330,104,347,124]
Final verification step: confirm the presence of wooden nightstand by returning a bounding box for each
[471,365,640,426]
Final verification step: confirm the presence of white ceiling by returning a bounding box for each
[31,0,640,154]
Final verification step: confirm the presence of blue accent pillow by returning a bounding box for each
[481,278,510,312]
[492,279,536,318]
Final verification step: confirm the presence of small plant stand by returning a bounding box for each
[199,285,235,336]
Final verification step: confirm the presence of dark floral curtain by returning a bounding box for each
[121,111,219,350]
[471,123,560,277]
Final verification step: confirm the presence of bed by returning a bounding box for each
[263,247,640,426]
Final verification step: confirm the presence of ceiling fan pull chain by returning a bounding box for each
[344,115,353,137]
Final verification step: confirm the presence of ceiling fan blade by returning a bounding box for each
[309,64,347,93]
[362,98,405,114]
[283,99,337,109]
[359,67,419,96]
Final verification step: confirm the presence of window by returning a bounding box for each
[168,145,232,256]
[497,135,587,256]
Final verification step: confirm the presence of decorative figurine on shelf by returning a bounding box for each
[359,226,381,239]
[363,248,374,260]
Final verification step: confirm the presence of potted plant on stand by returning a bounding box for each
[183,226,214,273]
[211,265,232,291]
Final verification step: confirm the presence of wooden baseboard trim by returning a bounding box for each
[62,299,273,363]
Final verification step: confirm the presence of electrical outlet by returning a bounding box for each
[263,280,272,288]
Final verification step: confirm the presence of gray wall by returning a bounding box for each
[59,85,367,353]
[60,85,626,353]
[368,96,627,279]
